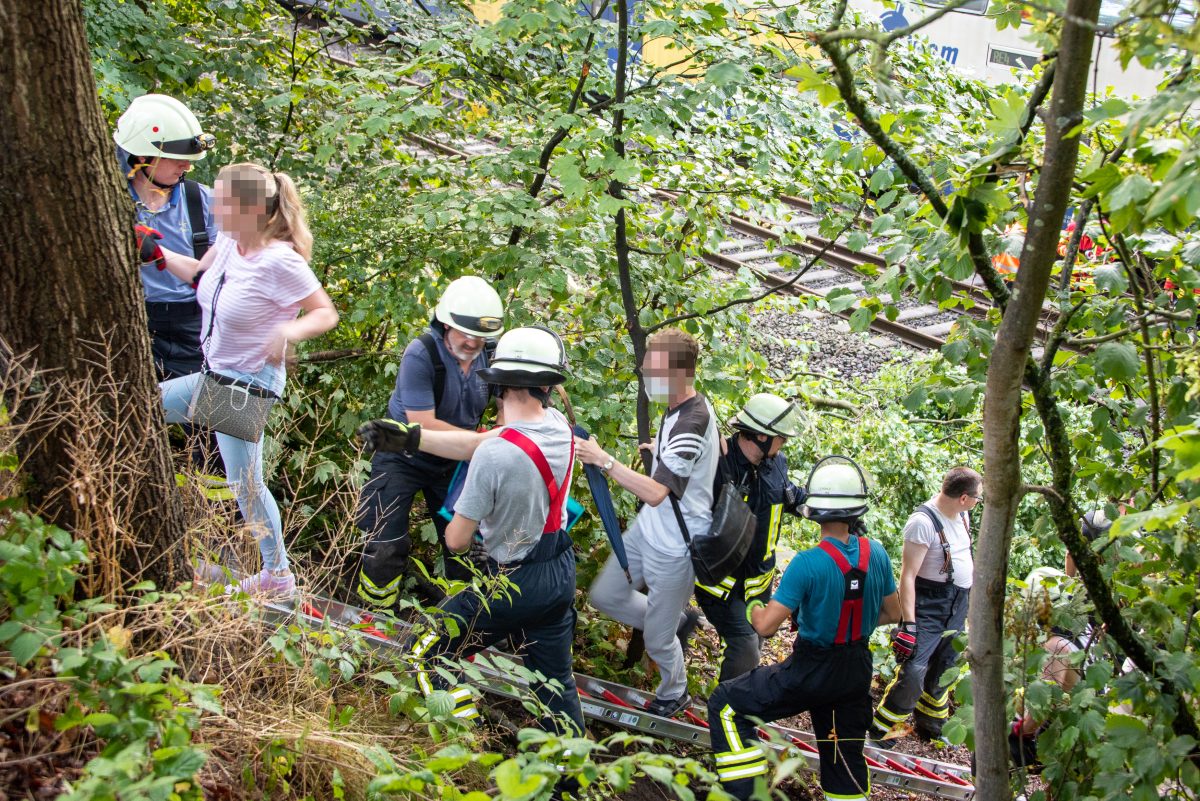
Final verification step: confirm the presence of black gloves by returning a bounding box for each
[356,419,422,455]
[783,484,807,516]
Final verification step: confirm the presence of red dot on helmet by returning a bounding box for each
[152,126,160,132]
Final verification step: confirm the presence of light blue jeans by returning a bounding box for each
[161,363,288,572]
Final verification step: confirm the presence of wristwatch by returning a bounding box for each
[601,458,614,475]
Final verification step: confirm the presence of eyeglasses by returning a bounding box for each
[968,494,984,502]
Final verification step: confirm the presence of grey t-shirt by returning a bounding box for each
[454,408,574,563]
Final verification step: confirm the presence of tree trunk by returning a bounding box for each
[609,0,652,470]
[968,0,1101,796]
[0,0,189,598]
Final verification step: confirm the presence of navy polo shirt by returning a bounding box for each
[387,327,490,429]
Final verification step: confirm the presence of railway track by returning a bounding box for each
[220,579,976,800]
[396,131,1047,354]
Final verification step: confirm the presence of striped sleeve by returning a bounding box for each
[653,399,713,498]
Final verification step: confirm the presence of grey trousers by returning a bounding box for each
[589,520,696,700]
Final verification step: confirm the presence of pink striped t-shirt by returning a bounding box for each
[196,233,322,373]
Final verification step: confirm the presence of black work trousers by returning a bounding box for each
[356,451,466,607]
[695,579,771,682]
[406,530,584,734]
[873,579,969,738]
[708,639,873,801]
[147,300,203,380]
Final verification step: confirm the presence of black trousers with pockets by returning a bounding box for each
[708,639,873,801]
[406,530,583,734]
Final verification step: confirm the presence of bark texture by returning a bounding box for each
[968,0,1101,796]
[0,0,188,597]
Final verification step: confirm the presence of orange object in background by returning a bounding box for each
[993,222,1023,279]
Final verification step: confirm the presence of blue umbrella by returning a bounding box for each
[574,425,632,584]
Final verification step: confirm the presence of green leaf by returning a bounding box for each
[1094,342,1140,381]
[493,759,547,800]
[826,288,859,313]
[1106,174,1154,211]
[8,631,44,665]
[848,307,875,332]
[706,61,747,87]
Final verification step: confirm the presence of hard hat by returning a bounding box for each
[802,455,870,522]
[113,94,214,161]
[1023,566,1077,607]
[434,276,505,338]
[1080,509,1111,541]
[477,326,568,387]
[732,393,801,437]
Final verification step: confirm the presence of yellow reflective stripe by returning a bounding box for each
[696,575,736,597]
[715,747,764,765]
[915,701,949,719]
[718,762,769,781]
[919,689,950,707]
[410,631,440,696]
[874,703,907,725]
[719,704,747,752]
[765,503,783,556]
[743,570,774,597]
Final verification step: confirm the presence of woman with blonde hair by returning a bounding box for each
[140,162,338,595]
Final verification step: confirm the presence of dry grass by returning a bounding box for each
[0,344,479,800]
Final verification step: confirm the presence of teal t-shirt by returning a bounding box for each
[772,536,897,647]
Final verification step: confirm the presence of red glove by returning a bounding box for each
[135,224,166,271]
[891,621,917,663]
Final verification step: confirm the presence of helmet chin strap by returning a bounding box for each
[127,160,183,196]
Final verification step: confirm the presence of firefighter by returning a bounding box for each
[356,326,584,734]
[114,94,219,380]
[707,455,900,801]
[871,466,981,743]
[695,393,807,681]
[355,276,504,608]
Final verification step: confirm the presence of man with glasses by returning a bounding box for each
[871,466,981,743]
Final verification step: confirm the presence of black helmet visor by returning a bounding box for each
[152,132,216,156]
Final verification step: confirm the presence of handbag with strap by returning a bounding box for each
[656,411,756,586]
[187,271,280,442]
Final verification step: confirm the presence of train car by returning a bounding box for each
[850,0,1185,98]
[468,0,1187,99]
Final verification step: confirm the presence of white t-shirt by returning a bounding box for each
[903,496,974,589]
[197,233,321,373]
[636,394,720,559]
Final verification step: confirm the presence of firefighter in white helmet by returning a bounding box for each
[357,326,584,734]
[115,94,218,380]
[355,276,505,608]
[696,393,808,681]
[708,455,900,801]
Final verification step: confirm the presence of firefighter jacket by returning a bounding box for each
[698,435,805,600]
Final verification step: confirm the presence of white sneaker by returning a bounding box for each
[227,569,296,598]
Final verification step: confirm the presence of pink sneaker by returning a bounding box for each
[227,569,296,598]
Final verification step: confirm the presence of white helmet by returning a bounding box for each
[803,455,869,522]
[477,326,568,387]
[434,276,505,338]
[113,94,214,161]
[732,393,802,437]
[1023,567,1077,608]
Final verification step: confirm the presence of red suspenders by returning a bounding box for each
[498,427,575,534]
[816,536,873,644]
